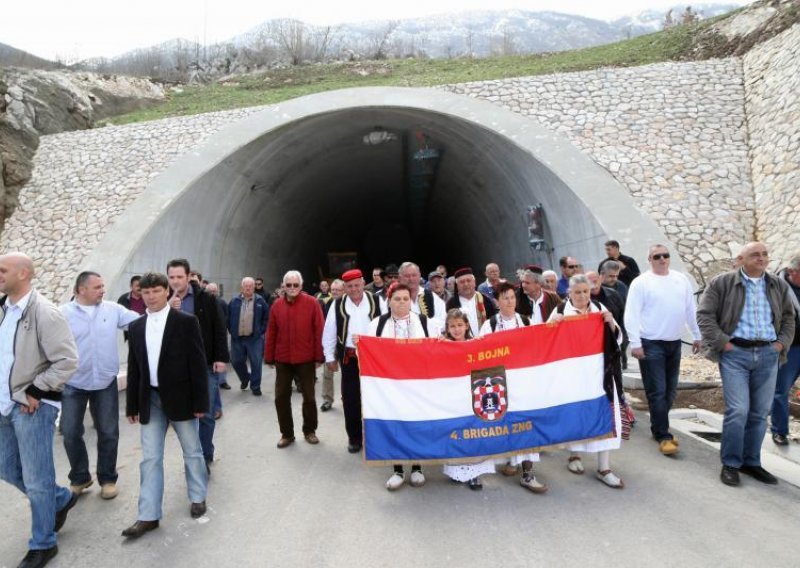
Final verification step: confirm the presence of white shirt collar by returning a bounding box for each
[5,290,32,313]
[147,303,171,318]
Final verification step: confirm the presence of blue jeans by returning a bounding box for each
[771,345,800,436]
[138,390,207,521]
[637,338,682,441]
[61,379,120,485]
[0,404,73,550]
[231,335,264,390]
[211,370,226,415]
[720,344,780,468]
[199,368,217,462]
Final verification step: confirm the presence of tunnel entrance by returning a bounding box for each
[84,88,674,298]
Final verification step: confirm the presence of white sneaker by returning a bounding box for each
[385,472,405,491]
[520,472,548,494]
[409,470,426,487]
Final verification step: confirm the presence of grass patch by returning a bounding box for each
[109,19,719,125]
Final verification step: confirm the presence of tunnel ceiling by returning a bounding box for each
[90,88,673,296]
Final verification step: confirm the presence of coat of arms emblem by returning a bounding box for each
[471,365,508,422]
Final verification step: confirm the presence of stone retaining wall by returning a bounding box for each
[441,59,754,281]
[743,23,800,267]
[0,108,264,299]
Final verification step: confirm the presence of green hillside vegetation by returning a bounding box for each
[109,14,736,125]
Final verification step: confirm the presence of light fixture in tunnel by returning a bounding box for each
[362,129,398,146]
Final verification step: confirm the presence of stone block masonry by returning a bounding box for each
[743,23,800,267]
[441,58,755,282]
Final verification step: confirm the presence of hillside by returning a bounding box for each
[109,0,799,125]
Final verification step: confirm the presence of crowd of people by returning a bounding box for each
[1,238,798,567]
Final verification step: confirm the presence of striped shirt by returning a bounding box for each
[732,269,777,341]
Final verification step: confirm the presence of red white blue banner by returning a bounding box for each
[357,314,613,464]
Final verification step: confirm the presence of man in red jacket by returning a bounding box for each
[264,270,325,448]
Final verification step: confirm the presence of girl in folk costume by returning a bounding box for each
[441,309,498,490]
[364,283,438,491]
[478,283,548,494]
[547,274,627,489]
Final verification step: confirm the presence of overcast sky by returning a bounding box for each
[2,0,752,61]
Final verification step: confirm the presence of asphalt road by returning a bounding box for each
[2,367,799,568]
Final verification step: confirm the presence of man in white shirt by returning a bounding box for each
[624,244,701,456]
[60,271,140,500]
[322,269,381,453]
[398,262,446,330]
[123,272,210,539]
[446,267,498,337]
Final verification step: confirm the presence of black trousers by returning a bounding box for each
[340,357,362,443]
[275,362,317,437]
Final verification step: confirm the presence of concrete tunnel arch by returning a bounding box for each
[83,87,678,297]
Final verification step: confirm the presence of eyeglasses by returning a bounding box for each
[284,283,301,288]
[651,253,670,261]
[567,265,579,269]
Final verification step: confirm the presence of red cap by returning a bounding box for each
[453,267,473,278]
[341,269,363,282]
[524,264,544,274]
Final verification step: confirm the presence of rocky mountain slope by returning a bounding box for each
[0,69,165,232]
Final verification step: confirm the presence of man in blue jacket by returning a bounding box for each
[228,277,270,396]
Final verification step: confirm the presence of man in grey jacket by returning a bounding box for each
[697,242,795,488]
[0,252,79,568]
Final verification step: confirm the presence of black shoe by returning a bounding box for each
[740,465,778,485]
[347,443,362,454]
[251,388,262,396]
[772,433,789,446]
[219,383,231,390]
[720,466,740,486]
[320,401,332,411]
[240,380,249,391]
[54,492,78,532]
[190,501,207,518]
[121,520,159,538]
[468,477,483,491]
[17,546,58,568]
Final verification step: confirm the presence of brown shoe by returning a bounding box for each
[277,436,295,448]
[305,433,319,444]
[501,463,519,476]
[121,520,159,538]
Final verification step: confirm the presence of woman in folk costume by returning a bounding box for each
[547,274,627,489]
[440,309,498,490]
[478,283,548,494]
[364,283,438,491]
[446,267,497,337]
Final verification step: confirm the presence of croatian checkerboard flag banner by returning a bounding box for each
[357,314,614,464]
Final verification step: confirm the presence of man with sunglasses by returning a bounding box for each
[698,242,795,487]
[624,244,701,457]
[556,256,580,298]
[264,271,325,449]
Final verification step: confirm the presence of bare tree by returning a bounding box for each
[365,20,399,60]
[270,19,307,65]
[465,28,475,58]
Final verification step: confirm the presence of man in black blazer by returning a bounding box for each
[122,272,210,539]
[166,259,229,468]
